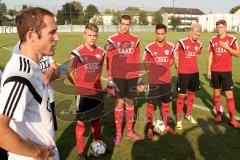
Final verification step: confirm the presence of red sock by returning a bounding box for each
[75,122,86,154]
[176,94,185,121]
[126,105,135,133]
[162,103,169,126]
[186,91,195,117]
[226,98,235,121]
[146,103,154,130]
[91,119,102,140]
[114,107,124,136]
[213,95,221,114]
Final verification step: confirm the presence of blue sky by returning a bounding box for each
[3,0,240,14]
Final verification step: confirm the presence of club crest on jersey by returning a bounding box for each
[164,50,170,55]
[195,46,198,51]
[186,45,189,49]
[95,54,102,60]
[154,52,158,55]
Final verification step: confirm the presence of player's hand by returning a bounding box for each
[107,81,118,97]
[35,145,55,160]
[137,85,145,93]
[219,41,230,50]
[136,77,145,94]
[28,139,55,160]
[207,70,211,79]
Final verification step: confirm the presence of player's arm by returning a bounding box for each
[42,63,59,86]
[143,49,150,73]
[106,40,116,82]
[0,115,54,159]
[48,62,60,82]
[207,51,213,79]
[0,82,54,159]
[173,51,179,69]
[67,68,77,86]
[219,41,240,57]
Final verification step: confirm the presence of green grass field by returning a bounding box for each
[1,32,240,160]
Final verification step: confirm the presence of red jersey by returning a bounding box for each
[106,32,141,79]
[70,44,105,95]
[209,34,239,72]
[175,36,202,74]
[143,41,174,84]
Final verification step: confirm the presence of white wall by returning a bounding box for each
[199,14,240,32]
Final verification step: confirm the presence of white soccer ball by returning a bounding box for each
[153,120,165,134]
[212,105,224,115]
[90,140,107,157]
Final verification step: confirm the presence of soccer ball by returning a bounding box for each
[212,105,224,115]
[90,140,107,157]
[153,120,165,134]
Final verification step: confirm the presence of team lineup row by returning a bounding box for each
[0,7,240,160]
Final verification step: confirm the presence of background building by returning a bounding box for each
[160,7,204,31]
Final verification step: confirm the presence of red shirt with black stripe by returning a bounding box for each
[106,32,141,79]
[175,36,202,74]
[143,41,174,84]
[70,44,105,95]
[209,34,239,72]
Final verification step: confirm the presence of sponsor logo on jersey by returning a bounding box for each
[154,56,168,63]
[185,51,197,58]
[117,41,135,54]
[215,47,227,55]
[85,62,101,70]
[118,47,134,54]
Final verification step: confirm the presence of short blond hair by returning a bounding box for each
[191,23,202,31]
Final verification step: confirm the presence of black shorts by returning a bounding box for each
[147,83,173,105]
[177,72,200,94]
[76,93,104,121]
[113,77,138,99]
[210,71,233,91]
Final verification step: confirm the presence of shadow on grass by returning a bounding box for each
[197,118,240,160]
[56,95,116,160]
[131,124,195,160]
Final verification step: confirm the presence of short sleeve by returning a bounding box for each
[48,56,55,64]
[0,81,32,121]
[174,41,183,53]
[143,50,152,62]
[208,41,214,53]
[231,39,239,50]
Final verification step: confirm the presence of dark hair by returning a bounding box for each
[85,23,99,33]
[120,15,131,22]
[216,19,227,27]
[16,7,54,42]
[155,24,167,32]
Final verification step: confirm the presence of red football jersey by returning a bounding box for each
[70,44,105,95]
[175,36,202,74]
[209,34,239,72]
[106,32,141,79]
[143,41,174,84]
